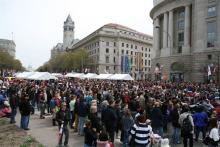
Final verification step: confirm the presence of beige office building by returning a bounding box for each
[0,39,16,57]
[151,0,220,82]
[68,23,153,80]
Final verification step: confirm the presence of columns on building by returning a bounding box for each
[168,10,173,49]
[183,4,191,53]
[154,17,160,57]
[163,12,168,48]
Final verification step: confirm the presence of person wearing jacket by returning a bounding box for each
[102,99,117,142]
[77,96,89,136]
[208,118,219,147]
[84,120,97,147]
[9,91,19,124]
[179,105,194,147]
[56,102,70,147]
[170,103,181,144]
[192,106,208,141]
[19,94,32,130]
[150,102,163,137]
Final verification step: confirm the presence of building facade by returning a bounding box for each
[151,0,220,82]
[68,23,153,80]
[0,39,16,57]
[51,15,78,58]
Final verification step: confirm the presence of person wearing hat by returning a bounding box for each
[56,102,70,147]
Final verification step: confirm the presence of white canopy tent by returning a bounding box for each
[93,74,113,79]
[65,73,85,78]
[27,72,57,80]
[81,73,97,79]
[51,73,63,78]
[16,72,35,79]
[108,74,134,80]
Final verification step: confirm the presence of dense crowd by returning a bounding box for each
[0,78,220,147]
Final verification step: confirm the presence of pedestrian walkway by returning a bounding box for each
[15,112,206,147]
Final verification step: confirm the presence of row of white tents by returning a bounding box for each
[15,72,134,81]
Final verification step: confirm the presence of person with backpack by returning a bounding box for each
[179,105,194,147]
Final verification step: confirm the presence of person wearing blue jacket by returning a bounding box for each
[193,106,208,141]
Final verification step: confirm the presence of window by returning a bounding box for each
[148,54,150,58]
[106,42,109,46]
[145,53,147,57]
[178,32,184,42]
[131,58,133,64]
[208,6,216,17]
[207,21,217,47]
[148,60,151,66]
[113,57,116,63]
[126,44,129,48]
[114,49,116,54]
[114,66,116,71]
[179,10,185,18]
[149,48,151,52]
[178,20,184,30]
[208,54,212,60]
[131,44,133,48]
[122,50,124,54]
[114,42,116,47]
[145,60,147,65]
[122,43,124,47]
[135,45,137,49]
[145,48,148,52]
[106,56,109,63]
[131,51,133,55]
[126,50,128,54]
[97,48,99,52]
[141,47,144,51]
[106,48,109,53]
[178,46,182,53]
[106,66,109,71]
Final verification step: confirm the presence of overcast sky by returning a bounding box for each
[0,0,153,69]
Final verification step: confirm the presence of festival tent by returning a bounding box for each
[51,73,63,78]
[108,74,134,80]
[93,74,113,79]
[81,73,97,79]
[65,73,85,78]
[16,72,35,79]
[27,72,57,80]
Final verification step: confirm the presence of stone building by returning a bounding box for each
[68,23,153,80]
[51,15,79,58]
[0,39,16,57]
[150,0,220,82]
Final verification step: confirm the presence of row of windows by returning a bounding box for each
[105,56,151,66]
[121,43,151,52]
[105,66,151,72]
[119,30,152,41]
[86,42,99,50]
[64,27,74,31]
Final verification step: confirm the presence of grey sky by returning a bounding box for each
[0,0,153,69]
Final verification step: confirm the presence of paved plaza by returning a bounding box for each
[14,111,207,147]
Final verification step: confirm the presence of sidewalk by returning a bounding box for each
[15,112,84,147]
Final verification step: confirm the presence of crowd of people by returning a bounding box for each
[0,77,220,147]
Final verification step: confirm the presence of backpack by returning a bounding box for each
[181,115,193,135]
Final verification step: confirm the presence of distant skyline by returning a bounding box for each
[0,0,153,69]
